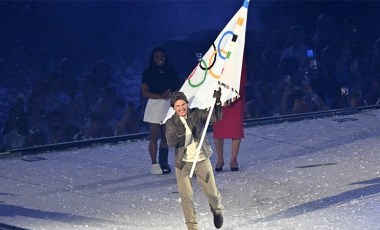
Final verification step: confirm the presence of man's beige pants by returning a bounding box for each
[175,159,223,230]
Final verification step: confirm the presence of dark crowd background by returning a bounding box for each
[1,0,380,151]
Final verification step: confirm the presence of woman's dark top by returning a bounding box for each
[141,67,180,95]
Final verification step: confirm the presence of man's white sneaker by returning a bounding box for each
[150,163,163,175]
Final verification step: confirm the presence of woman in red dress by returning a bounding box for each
[213,58,247,171]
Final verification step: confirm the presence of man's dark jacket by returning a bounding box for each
[165,104,222,169]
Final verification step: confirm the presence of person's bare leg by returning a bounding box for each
[149,123,160,164]
[213,138,224,170]
[230,138,241,169]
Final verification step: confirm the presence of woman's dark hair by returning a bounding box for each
[148,47,174,71]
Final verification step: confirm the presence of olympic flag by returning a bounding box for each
[163,0,249,123]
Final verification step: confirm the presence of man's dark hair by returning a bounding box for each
[170,91,188,107]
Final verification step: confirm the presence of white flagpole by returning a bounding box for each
[189,97,217,178]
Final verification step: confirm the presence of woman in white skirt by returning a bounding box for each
[141,47,181,174]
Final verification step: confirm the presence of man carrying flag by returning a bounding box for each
[163,0,249,228]
[165,90,223,230]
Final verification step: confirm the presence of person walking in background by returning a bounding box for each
[141,47,180,175]
[213,58,247,172]
[165,90,224,230]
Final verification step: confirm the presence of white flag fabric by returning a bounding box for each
[163,0,249,123]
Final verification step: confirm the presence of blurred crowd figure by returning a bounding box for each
[2,12,380,150]
[245,13,380,119]
[1,60,140,150]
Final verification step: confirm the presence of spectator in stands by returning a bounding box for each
[115,100,140,135]
[311,14,344,59]
[57,57,80,100]
[91,61,126,119]
[64,73,102,141]
[84,112,114,139]
[84,87,119,139]
[2,94,28,149]
[261,12,294,83]
[343,16,371,61]
[367,78,380,106]
[44,71,72,114]
[280,69,328,115]
[342,17,373,105]
[310,46,342,109]
[24,80,50,147]
[366,38,380,105]
[82,74,101,112]
[46,110,66,144]
[280,25,311,73]
[339,90,366,109]
[244,81,276,118]
[91,61,113,93]
[371,38,380,80]
[244,100,259,119]
[65,92,90,140]
[275,56,302,113]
